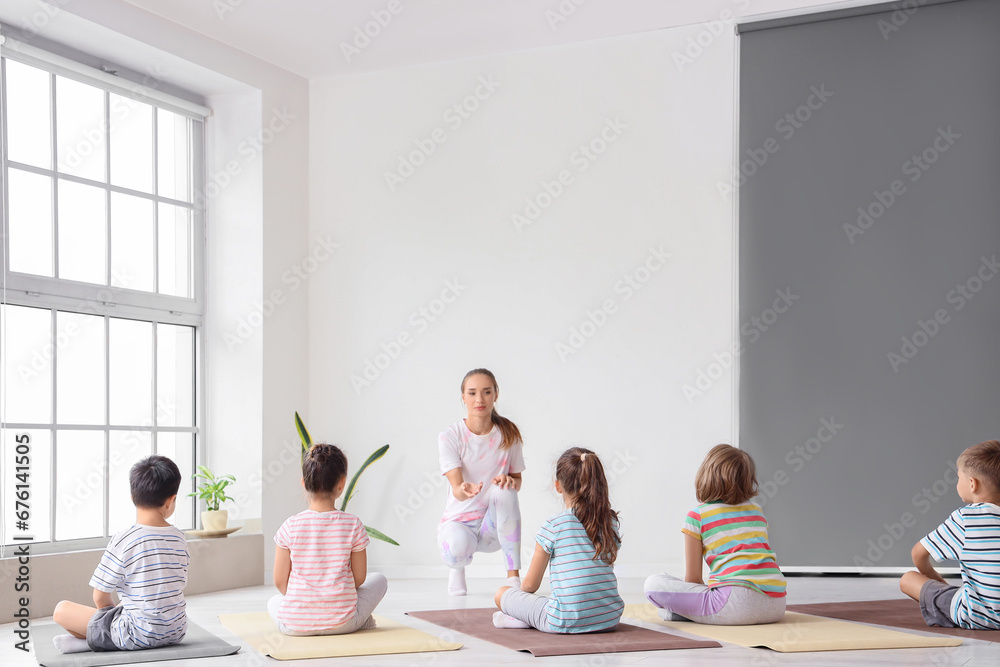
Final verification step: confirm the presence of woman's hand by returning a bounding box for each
[492,475,520,491]
[458,481,484,499]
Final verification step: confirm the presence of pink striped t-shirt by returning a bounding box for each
[274,509,369,631]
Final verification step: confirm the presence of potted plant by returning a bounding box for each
[295,412,398,545]
[189,465,236,532]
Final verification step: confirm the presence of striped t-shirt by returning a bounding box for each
[682,502,786,598]
[274,509,369,631]
[535,510,623,633]
[921,503,1000,630]
[88,524,189,650]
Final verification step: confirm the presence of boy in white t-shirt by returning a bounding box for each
[52,456,190,653]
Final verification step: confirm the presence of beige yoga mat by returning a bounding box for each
[218,613,462,660]
[624,603,964,652]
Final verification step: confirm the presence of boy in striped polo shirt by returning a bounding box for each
[52,456,190,653]
[901,440,1000,630]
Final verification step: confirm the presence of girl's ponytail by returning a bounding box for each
[461,368,523,450]
[556,447,620,565]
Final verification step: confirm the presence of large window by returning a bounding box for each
[0,43,206,553]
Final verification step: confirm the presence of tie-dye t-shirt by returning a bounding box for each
[439,419,525,524]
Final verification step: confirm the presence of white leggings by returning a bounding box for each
[438,486,521,571]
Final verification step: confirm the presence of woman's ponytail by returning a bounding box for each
[556,447,620,565]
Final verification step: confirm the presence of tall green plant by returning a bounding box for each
[295,412,399,546]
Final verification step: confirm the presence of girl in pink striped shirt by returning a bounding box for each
[268,444,387,635]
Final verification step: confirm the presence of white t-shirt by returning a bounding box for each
[439,419,525,524]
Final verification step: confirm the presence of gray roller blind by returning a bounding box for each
[738,0,1000,568]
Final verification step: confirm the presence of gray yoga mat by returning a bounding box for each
[31,621,239,667]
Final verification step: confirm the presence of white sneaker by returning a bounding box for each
[448,567,467,596]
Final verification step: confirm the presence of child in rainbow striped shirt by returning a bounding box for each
[644,444,786,625]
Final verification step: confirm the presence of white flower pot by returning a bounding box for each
[201,509,228,532]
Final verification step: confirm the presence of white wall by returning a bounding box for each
[308,25,737,578]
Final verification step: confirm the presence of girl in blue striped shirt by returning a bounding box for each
[493,447,624,633]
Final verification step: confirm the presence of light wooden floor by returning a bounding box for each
[6,577,998,666]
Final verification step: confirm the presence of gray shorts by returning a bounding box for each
[919,579,960,628]
[87,605,124,651]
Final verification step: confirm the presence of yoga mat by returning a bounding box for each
[405,607,721,657]
[218,612,462,660]
[624,603,963,652]
[31,621,240,666]
[789,599,1000,642]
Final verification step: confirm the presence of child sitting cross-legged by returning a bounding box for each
[493,447,624,633]
[644,444,786,625]
[269,443,387,635]
[900,439,1000,630]
[52,455,190,653]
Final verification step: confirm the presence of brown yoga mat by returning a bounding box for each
[405,607,721,657]
[788,599,1000,642]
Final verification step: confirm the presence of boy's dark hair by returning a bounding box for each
[958,440,1000,492]
[130,455,182,508]
[695,444,759,505]
[302,443,348,494]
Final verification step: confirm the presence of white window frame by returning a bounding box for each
[0,36,209,556]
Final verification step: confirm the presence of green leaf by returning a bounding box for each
[364,525,399,546]
[295,412,312,452]
[340,444,389,512]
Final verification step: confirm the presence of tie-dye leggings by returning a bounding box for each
[438,485,521,571]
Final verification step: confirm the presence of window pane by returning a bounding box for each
[158,203,191,297]
[5,59,51,169]
[55,430,105,540]
[56,76,106,181]
[2,429,52,545]
[110,93,153,192]
[0,305,52,423]
[8,169,53,276]
[110,193,155,291]
[157,324,195,427]
[56,312,105,425]
[58,180,107,284]
[158,109,190,201]
[109,318,152,426]
[157,432,194,530]
[108,430,152,534]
